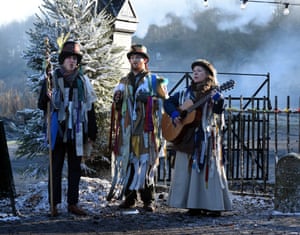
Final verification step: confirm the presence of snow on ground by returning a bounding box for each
[1,176,295,223]
[0,177,113,221]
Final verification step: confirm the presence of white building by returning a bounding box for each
[98,0,138,74]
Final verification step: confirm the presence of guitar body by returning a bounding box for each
[162,79,235,143]
[162,99,197,142]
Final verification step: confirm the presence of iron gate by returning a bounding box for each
[225,96,271,181]
[155,71,271,183]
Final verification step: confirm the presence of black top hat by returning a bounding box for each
[58,41,83,65]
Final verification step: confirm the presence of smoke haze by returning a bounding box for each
[131,0,300,108]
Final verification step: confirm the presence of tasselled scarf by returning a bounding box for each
[54,67,87,156]
[128,70,148,98]
[190,78,215,172]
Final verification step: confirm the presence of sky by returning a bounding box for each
[0,0,43,26]
[0,0,295,37]
[130,0,277,37]
[0,0,279,36]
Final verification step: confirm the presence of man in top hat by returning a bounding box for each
[38,40,98,216]
[110,44,168,212]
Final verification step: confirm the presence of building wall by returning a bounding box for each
[112,0,138,75]
[113,31,132,75]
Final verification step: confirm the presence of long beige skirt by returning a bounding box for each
[167,151,232,211]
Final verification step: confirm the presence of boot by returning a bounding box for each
[143,201,155,212]
[50,205,58,217]
[119,190,136,209]
[119,199,135,209]
[68,204,87,216]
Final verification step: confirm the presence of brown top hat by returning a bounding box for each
[58,41,83,65]
[126,44,149,61]
[191,59,216,77]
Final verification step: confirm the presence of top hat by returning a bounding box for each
[126,44,149,61]
[58,41,83,65]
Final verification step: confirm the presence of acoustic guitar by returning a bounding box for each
[162,80,235,142]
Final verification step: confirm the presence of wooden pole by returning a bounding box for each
[44,37,54,216]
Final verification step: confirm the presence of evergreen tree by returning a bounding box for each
[17,0,123,170]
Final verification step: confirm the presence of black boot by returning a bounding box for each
[143,201,155,212]
[119,190,137,209]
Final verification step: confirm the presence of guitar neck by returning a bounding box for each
[186,93,211,113]
[183,80,235,114]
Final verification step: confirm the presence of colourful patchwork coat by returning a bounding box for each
[111,70,168,190]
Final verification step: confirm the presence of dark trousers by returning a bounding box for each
[124,162,154,204]
[48,138,82,206]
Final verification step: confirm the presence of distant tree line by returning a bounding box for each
[0,18,36,119]
[0,18,34,89]
[133,8,300,73]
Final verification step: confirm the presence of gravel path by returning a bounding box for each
[1,193,300,234]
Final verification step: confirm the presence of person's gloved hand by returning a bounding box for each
[113,90,122,103]
[171,110,180,127]
[212,91,224,114]
[212,91,223,101]
[113,90,123,110]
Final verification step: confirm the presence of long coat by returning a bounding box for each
[111,70,168,191]
[163,86,232,211]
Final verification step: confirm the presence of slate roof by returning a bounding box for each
[97,0,126,17]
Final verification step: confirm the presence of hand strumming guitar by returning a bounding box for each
[171,110,181,127]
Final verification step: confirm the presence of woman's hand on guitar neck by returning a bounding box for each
[211,89,223,102]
